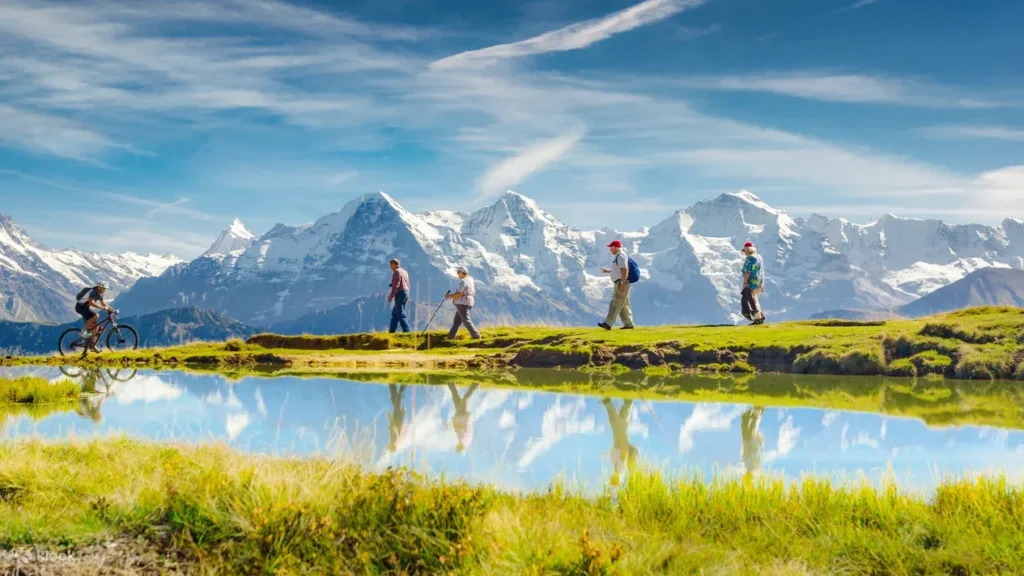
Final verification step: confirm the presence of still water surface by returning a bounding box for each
[3,367,1024,494]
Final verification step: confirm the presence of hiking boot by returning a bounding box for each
[597,322,612,331]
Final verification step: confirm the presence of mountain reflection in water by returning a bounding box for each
[2,367,1024,494]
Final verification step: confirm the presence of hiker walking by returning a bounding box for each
[740,241,766,325]
[599,240,636,330]
[445,266,481,339]
[387,258,411,333]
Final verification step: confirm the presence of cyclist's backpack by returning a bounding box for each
[627,257,641,284]
[75,286,92,301]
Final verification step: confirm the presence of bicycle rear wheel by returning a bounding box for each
[58,328,86,357]
[106,325,139,352]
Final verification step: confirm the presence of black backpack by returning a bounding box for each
[76,286,93,300]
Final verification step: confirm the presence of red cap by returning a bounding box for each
[607,240,623,248]
[743,241,755,249]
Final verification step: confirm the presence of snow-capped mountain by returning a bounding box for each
[116,191,1024,330]
[0,213,182,323]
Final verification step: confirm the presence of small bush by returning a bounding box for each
[887,358,917,378]
[910,351,954,375]
[731,361,755,373]
[609,363,631,375]
[955,349,1012,380]
[920,323,998,344]
[223,339,245,352]
[839,348,887,376]
[793,350,841,374]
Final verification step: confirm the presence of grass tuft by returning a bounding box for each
[2,439,1023,574]
[0,377,80,404]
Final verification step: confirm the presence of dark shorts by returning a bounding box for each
[75,303,97,322]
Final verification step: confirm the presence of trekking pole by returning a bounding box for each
[420,291,450,337]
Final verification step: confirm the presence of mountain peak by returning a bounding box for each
[718,190,778,213]
[204,218,257,258]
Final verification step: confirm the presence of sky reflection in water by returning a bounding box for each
[3,367,1024,495]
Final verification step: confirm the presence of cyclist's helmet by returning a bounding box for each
[96,282,108,290]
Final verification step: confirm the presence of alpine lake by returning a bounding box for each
[3,366,1023,496]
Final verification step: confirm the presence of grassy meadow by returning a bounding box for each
[7,306,1024,381]
[1,438,1023,575]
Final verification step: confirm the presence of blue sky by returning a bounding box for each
[1,0,1022,257]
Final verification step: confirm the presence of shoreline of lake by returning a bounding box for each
[6,306,1024,382]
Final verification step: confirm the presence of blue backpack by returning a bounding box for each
[627,257,641,284]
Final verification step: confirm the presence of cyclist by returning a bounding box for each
[75,282,114,342]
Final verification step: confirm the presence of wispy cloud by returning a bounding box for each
[843,0,883,11]
[677,23,722,39]
[477,128,586,197]
[430,0,707,69]
[3,0,1022,256]
[668,73,1015,108]
[919,125,1024,142]
[102,192,220,222]
[0,103,111,161]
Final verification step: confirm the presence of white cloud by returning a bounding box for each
[477,128,585,197]
[4,0,1022,256]
[430,0,707,69]
[666,143,970,197]
[976,166,1024,214]
[920,125,1024,141]
[0,103,111,161]
[678,403,747,453]
[518,397,600,470]
[671,73,1010,108]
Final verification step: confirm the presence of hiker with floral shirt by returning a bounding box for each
[740,241,766,325]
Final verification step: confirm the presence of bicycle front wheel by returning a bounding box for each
[106,325,140,352]
[58,328,85,357]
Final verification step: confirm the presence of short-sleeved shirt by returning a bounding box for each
[610,252,628,283]
[742,253,764,290]
[455,276,475,307]
[78,288,104,305]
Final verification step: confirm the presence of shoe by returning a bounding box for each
[598,322,612,331]
[620,326,634,330]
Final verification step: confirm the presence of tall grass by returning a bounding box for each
[1,438,1022,574]
[0,376,80,404]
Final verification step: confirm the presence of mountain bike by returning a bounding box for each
[57,310,139,357]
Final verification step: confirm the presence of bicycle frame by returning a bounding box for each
[79,312,119,343]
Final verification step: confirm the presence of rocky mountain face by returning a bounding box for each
[84,191,1024,330]
[0,213,182,323]
[0,306,255,355]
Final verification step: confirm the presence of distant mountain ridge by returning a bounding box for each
[0,213,182,323]
[114,190,1024,330]
[0,306,256,356]
[898,268,1024,318]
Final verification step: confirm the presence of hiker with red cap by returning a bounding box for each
[599,239,636,330]
[740,241,766,325]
